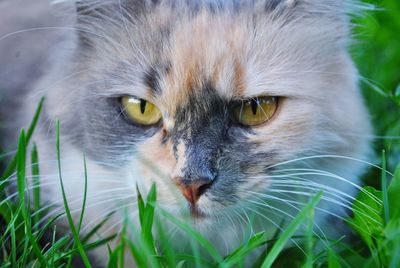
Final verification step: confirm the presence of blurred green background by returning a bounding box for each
[354,0,400,185]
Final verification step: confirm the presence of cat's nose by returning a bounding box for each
[174,177,213,205]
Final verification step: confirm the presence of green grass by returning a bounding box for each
[1,0,400,267]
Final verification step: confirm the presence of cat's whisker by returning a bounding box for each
[26,192,135,231]
[267,183,379,217]
[0,150,18,159]
[243,192,329,239]
[97,205,139,239]
[218,210,235,255]
[244,193,332,244]
[251,190,382,227]
[0,26,126,52]
[80,202,138,235]
[240,207,256,238]
[265,154,392,176]
[267,179,374,214]
[269,181,354,202]
[29,194,132,232]
[164,223,181,245]
[263,192,382,237]
[253,170,382,204]
[2,170,129,184]
[31,69,93,98]
[231,208,252,236]
[262,189,352,213]
[268,177,357,197]
[0,174,127,204]
[238,200,306,254]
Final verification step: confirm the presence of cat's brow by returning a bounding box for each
[143,63,171,94]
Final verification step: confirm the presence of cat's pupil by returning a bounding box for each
[140,99,146,114]
[251,99,258,115]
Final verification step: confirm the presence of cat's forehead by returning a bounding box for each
[85,0,351,111]
[156,11,249,106]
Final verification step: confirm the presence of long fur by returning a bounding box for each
[0,0,373,266]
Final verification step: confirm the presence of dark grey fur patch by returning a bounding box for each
[172,83,229,183]
[64,87,160,166]
[165,82,276,205]
[143,67,161,94]
[265,0,284,12]
[143,63,171,94]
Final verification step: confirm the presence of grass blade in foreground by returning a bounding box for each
[158,208,224,264]
[381,150,390,224]
[261,191,323,268]
[16,130,48,267]
[222,232,268,266]
[31,143,41,228]
[1,97,45,185]
[56,121,92,268]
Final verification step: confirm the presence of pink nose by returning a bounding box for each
[174,178,212,205]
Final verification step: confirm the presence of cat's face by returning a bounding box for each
[43,0,370,230]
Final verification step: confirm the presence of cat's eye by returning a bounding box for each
[121,96,162,126]
[233,96,278,126]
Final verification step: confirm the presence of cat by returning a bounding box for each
[0,0,372,266]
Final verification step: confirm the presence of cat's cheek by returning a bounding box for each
[236,178,271,201]
[132,132,184,205]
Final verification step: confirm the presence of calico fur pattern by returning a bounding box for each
[0,0,372,266]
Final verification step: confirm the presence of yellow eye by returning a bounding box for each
[233,96,278,126]
[121,96,162,125]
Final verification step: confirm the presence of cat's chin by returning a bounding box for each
[159,201,222,225]
[169,204,210,221]
[187,204,207,219]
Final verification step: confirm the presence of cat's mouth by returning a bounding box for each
[189,204,206,219]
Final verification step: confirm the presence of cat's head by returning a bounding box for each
[44,0,371,226]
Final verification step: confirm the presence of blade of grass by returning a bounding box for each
[381,150,390,225]
[328,249,341,268]
[54,234,116,263]
[170,254,216,267]
[1,97,44,185]
[31,144,40,229]
[35,212,65,242]
[158,208,223,264]
[0,201,21,240]
[81,212,115,244]
[77,155,88,234]
[126,191,160,268]
[222,232,268,266]
[155,219,176,267]
[56,121,92,268]
[261,191,323,268]
[10,210,17,267]
[303,205,315,268]
[107,243,121,268]
[248,219,286,267]
[20,232,30,268]
[49,226,61,267]
[136,184,145,227]
[0,203,21,267]
[16,130,48,267]
[124,235,147,267]
[140,184,156,254]
[119,230,125,268]
[189,236,202,268]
